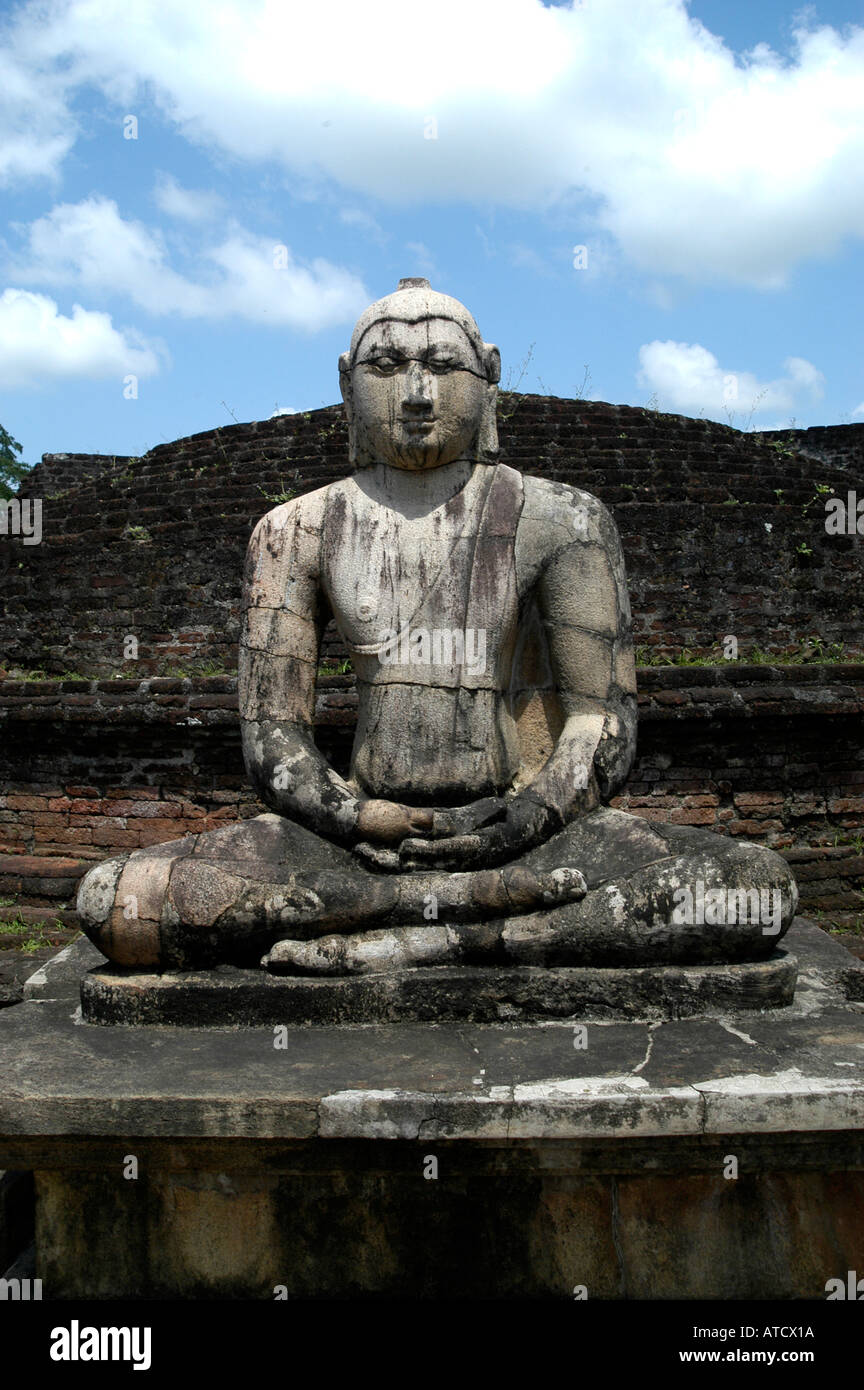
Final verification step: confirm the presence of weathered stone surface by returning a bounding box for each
[65,279,798,989]
[33,1161,864,1299]
[80,950,799,1026]
[0,920,862,1298]
[0,920,857,1145]
[22,935,105,1002]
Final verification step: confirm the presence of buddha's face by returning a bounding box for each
[347,317,492,472]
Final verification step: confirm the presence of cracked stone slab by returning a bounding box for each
[0,920,862,1152]
[695,1067,864,1133]
[23,936,106,1003]
[506,1075,701,1138]
[317,1078,703,1140]
[319,1086,514,1140]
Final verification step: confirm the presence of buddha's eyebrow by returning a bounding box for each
[356,345,488,379]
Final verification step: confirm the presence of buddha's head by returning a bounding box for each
[339,278,501,471]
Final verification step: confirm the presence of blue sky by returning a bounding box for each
[1,0,863,467]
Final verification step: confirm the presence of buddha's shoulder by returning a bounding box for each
[518,473,616,542]
[250,483,333,540]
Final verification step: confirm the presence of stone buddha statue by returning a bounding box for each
[77,279,798,979]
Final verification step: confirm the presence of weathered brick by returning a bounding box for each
[90,827,140,848]
[136,825,186,847]
[33,827,93,845]
[21,875,80,896]
[734,792,782,809]
[0,854,88,876]
[131,818,185,837]
[667,809,716,826]
[728,819,785,836]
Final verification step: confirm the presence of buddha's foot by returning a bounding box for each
[263,925,466,975]
[263,910,572,976]
[262,868,588,974]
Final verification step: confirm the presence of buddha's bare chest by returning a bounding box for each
[328,524,469,634]
[321,474,510,645]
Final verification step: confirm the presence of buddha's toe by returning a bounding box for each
[496,863,587,912]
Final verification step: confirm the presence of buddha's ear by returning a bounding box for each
[483,344,501,385]
[338,353,358,465]
[338,353,353,416]
[474,343,501,461]
[477,380,500,461]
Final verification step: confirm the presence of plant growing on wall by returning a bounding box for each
[0,424,31,500]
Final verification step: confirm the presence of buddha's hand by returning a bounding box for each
[355,799,435,844]
[398,791,562,871]
[428,797,507,838]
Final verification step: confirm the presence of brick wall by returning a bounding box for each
[2,396,862,930]
[1,667,862,923]
[2,398,863,677]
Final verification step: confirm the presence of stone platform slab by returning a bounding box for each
[1,920,863,1298]
[79,948,799,1026]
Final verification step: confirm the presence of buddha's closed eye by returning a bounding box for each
[361,355,466,375]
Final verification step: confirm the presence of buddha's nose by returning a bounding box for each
[402,361,435,410]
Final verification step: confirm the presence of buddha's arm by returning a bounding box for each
[239,497,360,841]
[240,497,432,845]
[529,499,638,821]
[398,495,637,870]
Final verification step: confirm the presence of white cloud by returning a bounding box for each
[852,401,864,419]
[10,197,369,330]
[154,173,223,222]
[0,36,74,185]
[3,0,864,286]
[338,208,385,243]
[269,406,297,417]
[636,341,825,420]
[0,288,162,389]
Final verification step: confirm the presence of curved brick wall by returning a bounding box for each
[2,397,863,677]
[1,666,862,923]
[2,398,863,931]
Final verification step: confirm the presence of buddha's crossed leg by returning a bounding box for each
[76,811,587,970]
[78,807,797,975]
[266,809,799,973]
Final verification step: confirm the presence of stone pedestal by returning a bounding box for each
[2,921,863,1299]
[80,950,798,1025]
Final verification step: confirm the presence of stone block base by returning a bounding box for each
[80,950,799,1025]
[1,920,862,1299]
[32,1140,864,1299]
